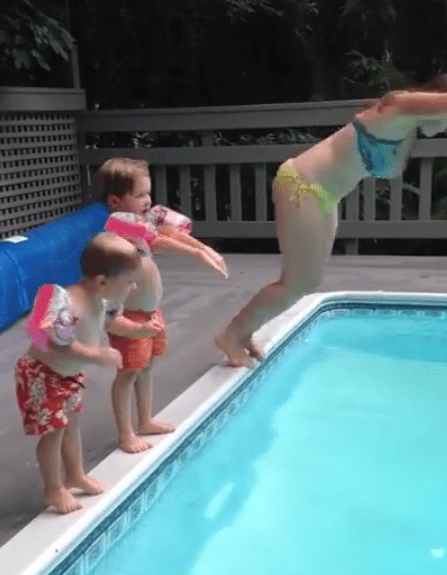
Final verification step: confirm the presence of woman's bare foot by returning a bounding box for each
[65,475,104,495]
[215,329,256,368]
[138,419,176,436]
[242,336,265,362]
[119,432,152,453]
[45,486,82,514]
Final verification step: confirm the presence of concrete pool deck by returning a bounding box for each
[1,252,447,549]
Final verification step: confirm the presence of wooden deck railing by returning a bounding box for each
[76,101,447,253]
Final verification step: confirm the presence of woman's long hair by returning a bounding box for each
[417,73,447,93]
[361,73,447,113]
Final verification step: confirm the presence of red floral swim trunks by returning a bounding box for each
[15,355,84,436]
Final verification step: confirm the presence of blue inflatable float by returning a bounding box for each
[0,203,110,332]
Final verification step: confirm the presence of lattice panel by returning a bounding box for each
[0,112,83,239]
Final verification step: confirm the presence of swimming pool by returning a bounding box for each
[3,292,447,575]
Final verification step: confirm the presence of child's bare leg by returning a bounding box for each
[62,413,103,495]
[216,191,336,367]
[112,369,152,453]
[135,363,175,435]
[36,428,82,513]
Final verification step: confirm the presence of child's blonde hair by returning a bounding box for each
[93,157,150,204]
[80,232,141,278]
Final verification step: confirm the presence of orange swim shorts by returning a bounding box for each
[15,355,84,436]
[108,309,167,370]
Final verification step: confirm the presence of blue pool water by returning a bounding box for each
[91,309,447,575]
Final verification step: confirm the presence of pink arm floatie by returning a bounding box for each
[148,205,192,233]
[25,285,77,351]
[104,213,157,255]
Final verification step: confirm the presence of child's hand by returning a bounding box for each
[196,249,228,278]
[139,318,163,338]
[203,246,228,278]
[98,346,123,369]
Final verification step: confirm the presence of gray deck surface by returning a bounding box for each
[2,253,447,547]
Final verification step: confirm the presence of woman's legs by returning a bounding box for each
[36,427,82,513]
[216,185,337,367]
[62,412,103,495]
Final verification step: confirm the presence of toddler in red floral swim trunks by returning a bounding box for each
[15,232,141,514]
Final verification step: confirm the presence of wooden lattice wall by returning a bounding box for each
[0,84,86,239]
[0,111,83,239]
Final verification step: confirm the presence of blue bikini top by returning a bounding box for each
[352,118,405,178]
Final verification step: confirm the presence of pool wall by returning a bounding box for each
[2,290,447,575]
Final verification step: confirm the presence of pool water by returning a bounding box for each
[91,309,447,575]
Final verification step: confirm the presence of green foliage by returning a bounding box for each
[69,0,447,107]
[341,0,396,19]
[225,0,284,21]
[348,50,410,94]
[0,0,73,85]
[213,128,320,146]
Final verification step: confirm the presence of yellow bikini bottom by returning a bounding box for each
[274,164,339,215]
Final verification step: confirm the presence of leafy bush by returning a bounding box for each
[0,0,73,86]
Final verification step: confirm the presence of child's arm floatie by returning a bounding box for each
[25,284,78,351]
[104,212,157,256]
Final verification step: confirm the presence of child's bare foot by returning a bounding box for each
[45,486,82,514]
[215,329,256,368]
[66,475,104,495]
[119,432,152,453]
[138,419,176,436]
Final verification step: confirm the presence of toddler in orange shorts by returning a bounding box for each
[95,157,228,453]
[108,309,166,370]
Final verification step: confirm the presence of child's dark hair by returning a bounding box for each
[80,232,141,278]
[93,157,149,204]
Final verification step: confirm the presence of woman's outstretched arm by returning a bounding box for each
[386,91,447,118]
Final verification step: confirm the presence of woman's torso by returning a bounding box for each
[290,107,418,200]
